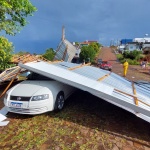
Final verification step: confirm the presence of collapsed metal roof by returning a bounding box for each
[54,39,77,62]
[19,61,150,123]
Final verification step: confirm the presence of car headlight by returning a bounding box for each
[31,94,49,101]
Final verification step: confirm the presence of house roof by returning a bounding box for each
[54,39,77,62]
[80,42,89,45]
[86,40,98,43]
[127,42,139,44]
[80,40,98,45]
[11,54,49,64]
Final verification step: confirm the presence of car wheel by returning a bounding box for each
[54,92,65,111]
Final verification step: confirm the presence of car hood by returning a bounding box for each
[104,64,111,66]
[8,80,49,97]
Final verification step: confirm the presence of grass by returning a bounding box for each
[0,91,150,150]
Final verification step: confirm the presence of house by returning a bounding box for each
[142,42,150,54]
[133,38,150,43]
[120,39,132,45]
[132,38,150,53]
[118,39,133,53]
[80,40,98,47]
[119,37,150,53]
[54,26,77,62]
[117,45,125,53]
[125,42,141,51]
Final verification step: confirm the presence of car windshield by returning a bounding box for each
[98,59,102,62]
[27,72,53,80]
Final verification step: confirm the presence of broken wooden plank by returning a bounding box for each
[132,82,139,106]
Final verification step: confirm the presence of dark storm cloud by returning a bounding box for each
[4,0,150,53]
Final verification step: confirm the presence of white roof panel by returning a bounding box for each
[19,61,150,123]
[54,39,77,62]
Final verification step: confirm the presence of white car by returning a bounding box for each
[4,72,76,115]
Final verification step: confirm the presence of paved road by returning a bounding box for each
[98,47,150,82]
[97,47,150,150]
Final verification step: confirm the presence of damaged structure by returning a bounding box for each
[0,27,150,125]
[54,26,77,62]
[1,60,149,125]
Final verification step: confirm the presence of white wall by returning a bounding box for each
[126,44,140,51]
[143,43,150,48]
[133,38,150,43]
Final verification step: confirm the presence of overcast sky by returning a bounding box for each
[4,0,150,54]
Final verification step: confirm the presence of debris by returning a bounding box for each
[0,107,9,126]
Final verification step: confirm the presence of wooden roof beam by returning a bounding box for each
[68,63,91,71]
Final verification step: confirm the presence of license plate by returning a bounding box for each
[10,102,22,108]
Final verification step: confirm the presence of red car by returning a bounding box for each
[99,61,112,71]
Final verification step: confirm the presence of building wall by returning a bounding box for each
[143,43,150,48]
[133,38,150,43]
[126,44,140,51]
[120,39,132,45]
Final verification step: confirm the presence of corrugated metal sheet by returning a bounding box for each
[19,61,150,123]
[0,107,9,126]
[54,39,77,62]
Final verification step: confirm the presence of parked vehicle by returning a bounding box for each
[97,58,102,66]
[99,61,112,71]
[4,72,76,115]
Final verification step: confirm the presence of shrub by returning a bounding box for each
[123,50,130,58]
[127,59,140,65]
[119,58,140,65]
[116,54,124,60]
[136,54,144,61]
[116,50,145,65]
[123,50,142,60]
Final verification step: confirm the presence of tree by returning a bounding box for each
[42,48,56,61]
[89,42,100,53]
[0,0,37,35]
[80,45,96,63]
[0,36,14,70]
[75,42,79,46]
[16,50,30,56]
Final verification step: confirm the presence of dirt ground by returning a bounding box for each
[0,49,150,150]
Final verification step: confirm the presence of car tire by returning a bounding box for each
[54,92,65,111]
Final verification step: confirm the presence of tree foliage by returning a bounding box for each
[42,48,56,61]
[123,50,142,60]
[80,45,96,63]
[75,42,79,46]
[0,36,14,69]
[89,42,100,53]
[0,0,37,35]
